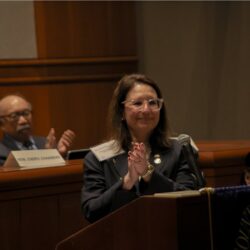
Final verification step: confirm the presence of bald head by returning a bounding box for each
[0,94,33,142]
[0,95,32,116]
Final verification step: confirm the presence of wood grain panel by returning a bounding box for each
[0,161,87,250]
[0,201,20,250]
[34,1,136,58]
[56,196,210,250]
[59,193,87,240]
[21,196,59,250]
[0,57,137,148]
[198,140,250,187]
[0,57,137,80]
[49,81,115,148]
[0,82,114,149]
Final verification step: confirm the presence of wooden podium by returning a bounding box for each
[56,193,211,250]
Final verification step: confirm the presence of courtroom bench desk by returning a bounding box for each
[0,141,249,250]
[0,160,89,250]
[197,140,250,187]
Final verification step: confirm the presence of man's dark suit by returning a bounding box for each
[0,134,46,166]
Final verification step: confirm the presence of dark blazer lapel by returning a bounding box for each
[2,134,19,151]
[33,136,46,149]
[112,153,128,178]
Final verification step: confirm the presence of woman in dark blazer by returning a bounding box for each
[81,74,197,223]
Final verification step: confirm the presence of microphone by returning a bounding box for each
[178,134,199,153]
[23,140,33,150]
[177,134,205,189]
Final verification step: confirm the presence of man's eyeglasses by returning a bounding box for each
[0,109,32,122]
[122,98,164,111]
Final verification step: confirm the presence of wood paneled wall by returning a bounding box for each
[34,1,136,58]
[0,1,137,149]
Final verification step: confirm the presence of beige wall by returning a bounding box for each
[0,1,36,59]
[136,1,250,140]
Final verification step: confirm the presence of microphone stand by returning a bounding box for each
[181,142,206,189]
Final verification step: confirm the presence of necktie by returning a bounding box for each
[23,140,33,150]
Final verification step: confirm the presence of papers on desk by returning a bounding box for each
[4,149,65,170]
[154,190,201,198]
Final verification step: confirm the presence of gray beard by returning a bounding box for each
[17,124,31,132]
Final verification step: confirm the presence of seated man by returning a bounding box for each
[0,94,75,166]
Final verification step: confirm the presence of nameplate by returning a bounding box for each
[5,149,65,169]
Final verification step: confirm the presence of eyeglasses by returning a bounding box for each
[0,109,32,122]
[122,98,164,111]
